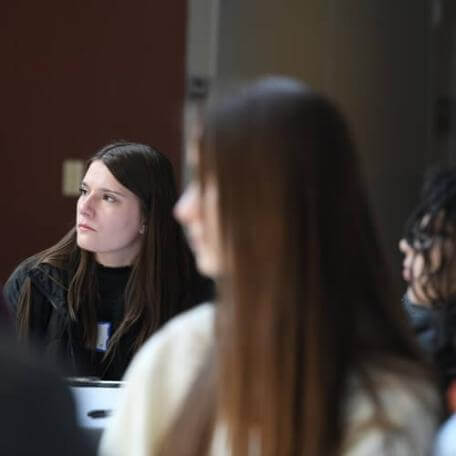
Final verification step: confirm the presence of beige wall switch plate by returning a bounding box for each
[62,159,84,196]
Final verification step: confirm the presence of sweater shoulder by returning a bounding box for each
[127,303,215,380]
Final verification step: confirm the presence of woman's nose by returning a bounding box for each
[399,238,415,267]
[79,193,95,217]
[174,185,198,225]
[399,238,411,254]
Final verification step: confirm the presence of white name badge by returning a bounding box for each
[96,322,112,352]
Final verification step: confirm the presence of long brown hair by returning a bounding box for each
[17,142,195,366]
[161,79,434,455]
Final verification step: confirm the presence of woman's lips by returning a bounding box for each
[78,223,96,232]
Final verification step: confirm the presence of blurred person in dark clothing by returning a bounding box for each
[0,293,94,455]
[400,165,456,400]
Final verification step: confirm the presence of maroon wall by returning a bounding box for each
[0,2,187,282]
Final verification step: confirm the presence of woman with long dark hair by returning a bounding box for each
[4,141,209,380]
[100,79,440,454]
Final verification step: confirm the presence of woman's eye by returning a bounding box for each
[103,194,117,203]
[79,187,87,195]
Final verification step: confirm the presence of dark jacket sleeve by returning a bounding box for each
[3,257,52,339]
[3,256,39,315]
[402,294,436,353]
[3,268,23,316]
[0,285,11,324]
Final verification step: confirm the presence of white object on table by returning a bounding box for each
[68,378,125,429]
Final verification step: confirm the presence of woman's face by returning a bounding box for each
[174,138,222,278]
[76,160,144,267]
[399,238,437,306]
[399,213,452,306]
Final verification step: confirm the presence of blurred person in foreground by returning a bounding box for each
[0,288,94,455]
[100,77,441,456]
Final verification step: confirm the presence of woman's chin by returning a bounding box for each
[195,254,219,279]
[76,238,96,253]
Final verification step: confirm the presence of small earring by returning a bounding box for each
[139,224,146,234]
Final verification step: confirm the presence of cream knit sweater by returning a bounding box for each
[99,304,440,456]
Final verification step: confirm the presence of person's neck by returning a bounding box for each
[94,252,136,268]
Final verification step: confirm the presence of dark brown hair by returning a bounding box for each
[161,78,433,455]
[404,164,456,306]
[18,142,195,366]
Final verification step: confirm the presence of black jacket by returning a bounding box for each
[4,257,76,369]
[4,256,214,379]
[404,294,456,387]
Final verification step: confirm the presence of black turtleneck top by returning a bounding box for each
[73,264,133,380]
